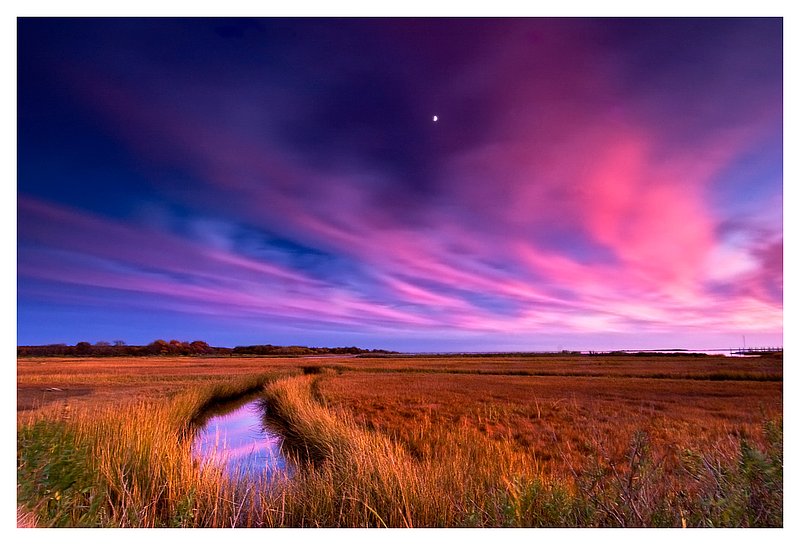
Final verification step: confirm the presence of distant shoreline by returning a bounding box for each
[17,342,782,358]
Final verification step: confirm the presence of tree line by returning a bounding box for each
[17,340,395,358]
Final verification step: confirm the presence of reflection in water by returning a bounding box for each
[192,398,292,481]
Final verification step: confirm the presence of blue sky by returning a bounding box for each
[17,17,783,350]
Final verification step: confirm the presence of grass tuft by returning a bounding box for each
[17,356,782,527]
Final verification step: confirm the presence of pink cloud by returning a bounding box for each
[19,197,449,330]
[37,37,781,344]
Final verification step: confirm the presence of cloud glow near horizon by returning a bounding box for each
[17,18,782,351]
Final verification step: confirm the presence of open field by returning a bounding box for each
[17,356,305,411]
[17,354,782,411]
[316,369,781,476]
[17,354,782,527]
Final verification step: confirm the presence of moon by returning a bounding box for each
[432,115,438,122]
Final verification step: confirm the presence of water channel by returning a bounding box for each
[192,396,292,481]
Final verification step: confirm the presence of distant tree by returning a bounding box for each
[17,340,391,358]
[147,339,169,355]
[93,341,114,356]
[170,339,194,355]
[189,340,211,354]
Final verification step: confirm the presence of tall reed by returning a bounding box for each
[257,374,580,526]
[17,373,286,527]
[18,371,782,527]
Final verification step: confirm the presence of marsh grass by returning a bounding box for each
[678,419,783,527]
[17,373,289,527]
[17,360,783,527]
[260,374,563,526]
[257,375,782,527]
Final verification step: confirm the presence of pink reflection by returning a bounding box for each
[192,399,291,479]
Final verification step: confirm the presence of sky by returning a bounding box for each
[16,17,783,351]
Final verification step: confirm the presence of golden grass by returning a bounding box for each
[17,372,295,527]
[17,354,783,527]
[17,356,303,412]
[314,369,781,478]
[259,374,575,527]
[335,353,782,378]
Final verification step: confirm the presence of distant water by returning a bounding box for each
[192,398,292,481]
[403,349,766,356]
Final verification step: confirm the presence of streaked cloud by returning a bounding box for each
[18,18,782,349]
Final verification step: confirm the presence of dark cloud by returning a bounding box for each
[17,18,783,349]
